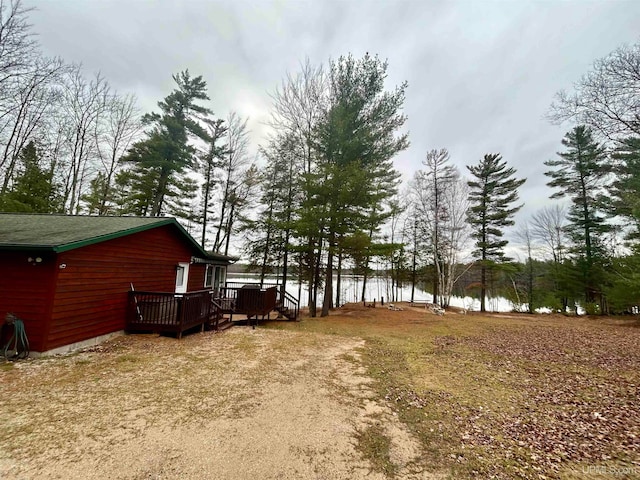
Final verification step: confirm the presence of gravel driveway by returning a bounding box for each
[1,327,427,479]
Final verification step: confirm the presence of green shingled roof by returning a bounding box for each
[0,214,235,262]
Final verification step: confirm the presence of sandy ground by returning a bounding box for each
[0,327,431,479]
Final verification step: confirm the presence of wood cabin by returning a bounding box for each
[0,213,234,354]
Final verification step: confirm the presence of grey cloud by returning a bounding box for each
[28,0,640,227]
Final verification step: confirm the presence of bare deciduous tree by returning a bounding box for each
[410,151,471,307]
[414,149,458,304]
[268,58,327,315]
[59,67,109,213]
[199,118,228,247]
[93,91,140,214]
[531,204,567,264]
[0,0,36,88]
[549,42,640,140]
[0,56,66,193]
[439,177,472,308]
[212,112,250,253]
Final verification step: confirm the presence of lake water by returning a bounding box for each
[227,273,514,312]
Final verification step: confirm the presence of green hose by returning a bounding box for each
[2,314,29,360]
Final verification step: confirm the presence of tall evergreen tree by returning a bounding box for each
[611,136,640,242]
[312,53,408,316]
[244,134,301,286]
[467,153,526,312]
[0,141,59,213]
[544,125,611,306]
[120,71,211,217]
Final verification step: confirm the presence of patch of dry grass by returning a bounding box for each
[268,304,640,479]
[354,420,397,477]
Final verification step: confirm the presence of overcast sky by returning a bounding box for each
[28,0,640,234]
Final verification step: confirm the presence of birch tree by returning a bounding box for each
[199,118,227,247]
[212,112,250,252]
[59,68,109,213]
[91,92,140,214]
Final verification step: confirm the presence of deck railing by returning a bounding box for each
[223,282,299,319]
[127,283,299,337]
[218,285,277,315]
[127,289,216,337]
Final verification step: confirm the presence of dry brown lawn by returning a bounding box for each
[1,303,640,479]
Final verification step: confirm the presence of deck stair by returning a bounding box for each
[216,317,234,331]
[274,301,291,319]
[275,288,300,321]
[208,299,234,332]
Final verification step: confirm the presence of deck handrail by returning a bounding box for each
[210,298,224,330]
[280,290,299,320]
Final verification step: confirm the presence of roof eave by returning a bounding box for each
[0,244,57,251]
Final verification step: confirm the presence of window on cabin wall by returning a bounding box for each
[204,265,214,288]
[175,263,189,294]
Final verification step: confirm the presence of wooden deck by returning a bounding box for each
[126,289,220,338]
[126,283,299,337]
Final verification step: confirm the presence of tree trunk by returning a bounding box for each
[480,262,486,312]
[224,203,235,256]
[307,237,316,317]
[313,236,323,317]
[201,161,213,246]
[336,250,342,307]
[281,227,290,300]
[321,231,335,317]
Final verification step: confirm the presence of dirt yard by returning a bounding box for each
[2,304,640,479]
[0,323,432,479]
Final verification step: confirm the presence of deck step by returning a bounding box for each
[275,306,297,320]
[216,320,234,332]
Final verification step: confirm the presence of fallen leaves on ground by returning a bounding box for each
[430,320,640,477]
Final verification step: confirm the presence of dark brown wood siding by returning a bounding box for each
[46,224,204,351]
[188,263,207,291]
[0,251,58,352]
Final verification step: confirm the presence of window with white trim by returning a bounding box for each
[204,265,214,288]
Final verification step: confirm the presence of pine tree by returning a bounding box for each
[467,153,526,312]
[0,141,59,213]
[312,53,408,316]
[120,71,211,217]
[611,136,640,242]
[81,172,110,214]
[544,125,611,306]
